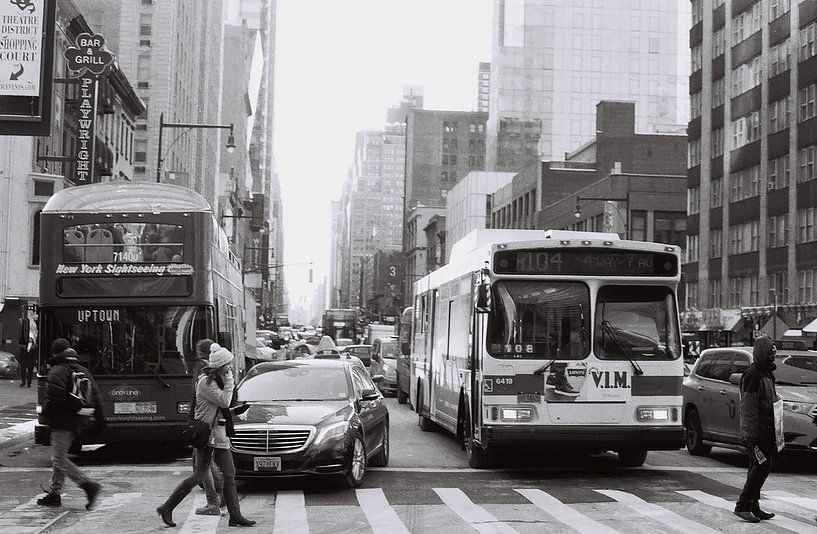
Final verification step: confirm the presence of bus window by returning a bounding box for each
[62,222,184,264]
[594,285,680,361]
[487,282,590,359]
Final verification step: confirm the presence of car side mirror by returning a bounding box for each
[728,373,742,385]
[360,388,379,401]
[371,374,385,384]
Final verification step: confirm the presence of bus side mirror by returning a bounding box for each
[475,283,491,314]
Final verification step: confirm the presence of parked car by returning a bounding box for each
[339,344,373,370]
[0,351,19,377]
[255,338,277,361]
[231,359,389,487]
[371,337,399,396]
[683,345,817,456]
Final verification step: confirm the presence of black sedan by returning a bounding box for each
[231,359,389,487]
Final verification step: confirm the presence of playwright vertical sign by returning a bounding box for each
[0,0,44,97]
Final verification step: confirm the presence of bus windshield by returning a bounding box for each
[594,285,680,361]
[40,305,213,376]
[487,281,590,359]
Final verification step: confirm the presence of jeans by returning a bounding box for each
[192,447,223,507]
[49,429,93,493]
[19,362,33,386]
[161,446,242,518]
[736,440,776,511]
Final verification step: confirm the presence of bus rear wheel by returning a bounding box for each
[617,448,647,467]
[416,382,435,431]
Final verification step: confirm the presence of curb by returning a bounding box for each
[0,420,36,450]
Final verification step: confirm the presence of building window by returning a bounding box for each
[711,178,723,207]
[710,228,722,258]
[443,121,457,133]
[692,0,703,24]
[769,96,791,134]
[712,78,725,108]
[139,13,152,36]
[691,44,703,72]
[799,83,817,122]
[712,127,724,157]
[732,2,762,46]
[729,220,760,254]
[770,0,791,20]
[686,281,699,310]
[134,139,147,163]
[799,145,817,182]
[768,214,789,248]
[31,209,41,265]
[769,271,788,304]
[630,211,647,241]
[797,206,817,243]
[800,22,817,62]
[798,269,817,303]
[688,186,700,215]
[690,91,702,119]
[654,212,686,248]
[712,27,726,57]
[769,39,790,77]
[710,279,722,308]
[732,110,761,149]
[688,138,701,167]
[686,234,700,263]
[768,155,790,190]
[731,56,762,97]
[729,165,761,202]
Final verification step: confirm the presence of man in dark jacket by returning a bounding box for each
[19,337,36,387]
[734,335,779,522]
[36,338,104,510]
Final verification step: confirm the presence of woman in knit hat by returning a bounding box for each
[157,343,255,527]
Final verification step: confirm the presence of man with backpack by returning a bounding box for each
[37,338,105,509]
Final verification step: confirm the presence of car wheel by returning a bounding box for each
[343,434,367,488]
[617,448,647,467]
[685,408,711,456]
[369,424,389,467]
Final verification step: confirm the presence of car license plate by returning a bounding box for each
[253,457,281,471]
[517,393,541,403]
[114,401,157,414]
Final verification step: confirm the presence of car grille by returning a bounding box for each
[231,425,314,454]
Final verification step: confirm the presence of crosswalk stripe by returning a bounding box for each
[596,489,719,534]
[273,490,309,534]
[179,493,220,534]
[765,491,817,512]
[434,487,520,534]
[515,488,620,534]
[356,488,410,534]
[0,496,68,534]
[678,490,817,534]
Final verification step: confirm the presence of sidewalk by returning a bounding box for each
[0,402,37,450]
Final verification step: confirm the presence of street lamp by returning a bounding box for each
[573,193,630,237]
[155,112,236,183]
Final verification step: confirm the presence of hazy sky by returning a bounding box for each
[274,0,493,308]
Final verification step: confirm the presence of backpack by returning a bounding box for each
[67,367,95,416]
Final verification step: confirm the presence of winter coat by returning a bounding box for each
[739,336,779,446]
[193,370,234,449]
[43,348,104,431]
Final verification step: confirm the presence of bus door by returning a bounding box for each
[423,289,438,415]
[471,274,488,440]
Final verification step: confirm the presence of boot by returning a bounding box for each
[195,504,221,516]
[751,502,775,520]
[223,482,255,526]
[36,492,61,507]
[156,505,176,527]
[81,481,102,510]
[228,515,256,527]
[733,510,760,523]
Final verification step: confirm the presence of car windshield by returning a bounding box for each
[238,365,351,402]
[40,305,212,376]
[776,353,817,385]
[487,281,590,359]
[594,286,680,360]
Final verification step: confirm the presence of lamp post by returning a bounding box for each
[156,112,236,183]
[573,192,631,238]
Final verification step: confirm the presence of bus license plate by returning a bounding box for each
[114,401,157,414]
[517,393,541,403]
[253,457,281,471]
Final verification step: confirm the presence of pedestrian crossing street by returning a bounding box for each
[3,484,817,533]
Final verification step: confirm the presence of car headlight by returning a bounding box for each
[313,421,349,445]
[782,401,817,415]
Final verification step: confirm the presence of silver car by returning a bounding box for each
[683,346,817,456]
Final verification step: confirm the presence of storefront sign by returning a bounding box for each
[0,0,44,97]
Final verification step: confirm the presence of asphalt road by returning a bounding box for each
[1,397,817,533]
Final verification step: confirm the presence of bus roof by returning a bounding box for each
[450,229,622,259]
[42,182,212,213]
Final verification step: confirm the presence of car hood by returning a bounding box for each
[236,401,351,426]
[777,384,817,403]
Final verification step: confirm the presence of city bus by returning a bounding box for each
[410,229,684,468]
[35,182,253,449]
[321,308,359,343]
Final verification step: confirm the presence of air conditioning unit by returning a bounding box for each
[768,180,776,191]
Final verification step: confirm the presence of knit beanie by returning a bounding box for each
[51,338,71,355]
[207,342,234,368]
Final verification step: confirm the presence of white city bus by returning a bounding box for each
[410,229,684,468]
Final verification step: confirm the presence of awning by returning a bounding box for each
[723,313,743,331]
[783,329,803,337]
[803,318,817,334]
[760,316,788,339]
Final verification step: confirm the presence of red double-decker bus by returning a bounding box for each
[35,182,253,448]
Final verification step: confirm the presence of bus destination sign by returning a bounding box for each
[55,263,194,276]
[493,248,678,276]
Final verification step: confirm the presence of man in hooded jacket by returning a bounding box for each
[734,335,779,523]
[37,338,104,510]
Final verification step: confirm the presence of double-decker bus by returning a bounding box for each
[35,182,253,448]
[321,308,359,342]
[410,229,684,468]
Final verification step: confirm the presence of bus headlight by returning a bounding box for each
[500,408,532,421]
[636,406,676,422]
[782,401,817,415]
[177,401,191,414]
